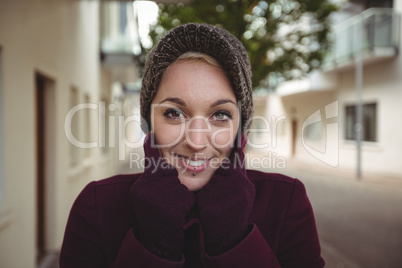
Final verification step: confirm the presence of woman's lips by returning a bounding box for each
[174,154,211,173]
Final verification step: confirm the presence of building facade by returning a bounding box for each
[251,0,402,178]
[0,0,142,267]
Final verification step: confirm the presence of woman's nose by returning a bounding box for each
[184,116,210,151]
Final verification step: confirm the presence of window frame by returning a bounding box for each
[69,86,80,167]
[344,102,378,142]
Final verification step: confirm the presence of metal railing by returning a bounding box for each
[325,8,400,67]
[100,1,141,56]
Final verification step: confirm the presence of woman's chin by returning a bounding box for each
[178,172,213,191]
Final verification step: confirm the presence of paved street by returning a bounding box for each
[118,152,402,268]
[267,160,402,268]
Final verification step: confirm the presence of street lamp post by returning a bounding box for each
[355,16,363,179]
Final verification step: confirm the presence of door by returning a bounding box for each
[35,73,56,262]
[291,119,298,156]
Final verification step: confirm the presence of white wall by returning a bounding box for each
[276,91,339,166]
[254,3,402,177]
[337,52,402,175]
[0,0,120,267]
[332,1,402,175]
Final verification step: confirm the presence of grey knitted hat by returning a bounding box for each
[140,23,253,133]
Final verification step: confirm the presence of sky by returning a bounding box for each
[133,1,159,49]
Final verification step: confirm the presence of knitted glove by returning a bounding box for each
[196,134,256,256]
[130,133,196,260]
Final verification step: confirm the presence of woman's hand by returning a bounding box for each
[196,146,256,256]
[130,134,196,261]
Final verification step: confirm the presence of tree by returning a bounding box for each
[145,0,338,90]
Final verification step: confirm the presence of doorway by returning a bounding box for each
[0,47,5,211]
[35,72,56,262]
[291,119,298,156]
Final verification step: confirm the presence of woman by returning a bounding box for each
[60,23,325,267]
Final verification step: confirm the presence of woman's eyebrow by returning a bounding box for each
[159,97,186,106]
[210,99,237,108]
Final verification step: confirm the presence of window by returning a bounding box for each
[365,0,393,8]
[100,97,110,154]
[345,103,377,142]
[83,94,91,158]
[119,2,128,35]
[70,87,80,166]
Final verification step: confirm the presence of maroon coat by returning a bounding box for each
[60,170,325,267]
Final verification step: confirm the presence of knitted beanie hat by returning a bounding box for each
[140,23,253,133]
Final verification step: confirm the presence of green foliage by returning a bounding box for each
[145,0,338,90]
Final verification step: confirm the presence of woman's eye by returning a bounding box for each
[163,108,184,119]
[212,111,232,121]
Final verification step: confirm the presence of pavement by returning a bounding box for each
[38,252,59,268]
[120,150,402,268]
[49,149,402,268]
[250,154,402,268]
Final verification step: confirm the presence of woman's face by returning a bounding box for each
[151,61,240,191]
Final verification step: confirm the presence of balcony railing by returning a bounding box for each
[100,1,141,64]
[324,8,400,70]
